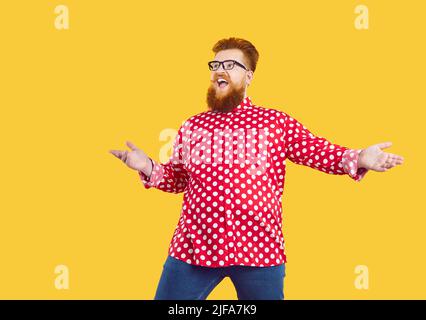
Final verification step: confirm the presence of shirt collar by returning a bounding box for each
[233,96,253,112]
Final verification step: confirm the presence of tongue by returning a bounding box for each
[219,82,228,88]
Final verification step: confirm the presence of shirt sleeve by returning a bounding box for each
[138,121,190,193]
[278,112,369,182]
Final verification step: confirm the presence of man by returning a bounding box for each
[110,37,404,300]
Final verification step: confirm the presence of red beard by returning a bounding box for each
[206,79,245,113]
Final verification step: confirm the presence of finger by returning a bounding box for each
[386,162,397,169]
[110,150,123,159]
[126,141,139,151]
[378,155,391,166]
[380,164,389,170]
[384,164,392,169]
[376,141,392,150]
[389,158,399,165]
[395,155,404,162]
[379,161,392,169]
[377,166,388,172]
[388,155,404,165]
[122,150,128,163]
[384,154,404,167]
[388,153,403,161]
[389,159,402,166]
[385,157,393,165]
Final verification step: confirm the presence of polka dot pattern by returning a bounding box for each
[341,149,369,182]
[138,97,369,267]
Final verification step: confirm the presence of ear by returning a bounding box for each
[246,70,254,86]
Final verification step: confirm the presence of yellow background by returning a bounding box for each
[0,0,424,299]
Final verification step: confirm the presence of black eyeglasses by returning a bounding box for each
[208,59,249,71]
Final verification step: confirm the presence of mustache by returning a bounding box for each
[212,74,231,82]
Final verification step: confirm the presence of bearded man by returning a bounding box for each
[110,37,404,300]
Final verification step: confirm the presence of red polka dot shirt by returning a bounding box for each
[138,97,368,267]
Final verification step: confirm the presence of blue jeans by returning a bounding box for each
[154,255,286,300]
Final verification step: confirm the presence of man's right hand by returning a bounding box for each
[109,141,153,176]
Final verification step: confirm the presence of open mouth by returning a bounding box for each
[217,78,229,89]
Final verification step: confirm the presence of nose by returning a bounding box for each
[214,68,228,79]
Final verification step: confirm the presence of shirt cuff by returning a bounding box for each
[341,149,369,182]
[138,158,164,189]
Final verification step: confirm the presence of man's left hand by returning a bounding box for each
[358,142,404,172]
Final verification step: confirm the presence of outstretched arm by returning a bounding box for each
[278,112,404,181]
